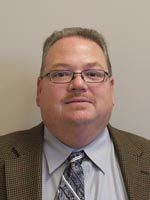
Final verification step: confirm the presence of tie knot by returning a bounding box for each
[68,150,85,164]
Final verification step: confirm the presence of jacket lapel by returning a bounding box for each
[4,123,44,200]
[108,125,150,200]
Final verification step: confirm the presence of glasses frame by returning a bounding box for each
[40,69,111,84]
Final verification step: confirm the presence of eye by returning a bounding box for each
[84,70,104,79]
[51,71,70,78]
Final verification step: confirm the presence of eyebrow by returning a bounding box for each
[84,62,103,68]
[50,63,71,69]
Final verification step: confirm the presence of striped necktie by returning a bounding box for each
[55,151,85,200]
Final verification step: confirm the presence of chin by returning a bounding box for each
[64,112,95,125]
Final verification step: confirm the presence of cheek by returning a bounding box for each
[94,86,114,106]
[41,87,65,107]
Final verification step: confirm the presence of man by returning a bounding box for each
[0,27,149,200]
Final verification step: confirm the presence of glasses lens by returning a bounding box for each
[50,70,72,82]
[83,70,105,82]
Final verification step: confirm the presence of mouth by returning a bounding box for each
[65,98,93,104]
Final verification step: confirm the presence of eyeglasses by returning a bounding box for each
[40,69,110,83]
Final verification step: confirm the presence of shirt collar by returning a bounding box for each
[83,128,112,174]
[43,126,112,175]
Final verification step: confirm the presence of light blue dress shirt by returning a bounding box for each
[42,127,128,200]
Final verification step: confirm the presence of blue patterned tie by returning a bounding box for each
[55,151,85,200]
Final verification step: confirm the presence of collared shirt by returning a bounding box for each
[42,127,128,200]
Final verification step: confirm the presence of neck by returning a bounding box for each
[46,121,107,148]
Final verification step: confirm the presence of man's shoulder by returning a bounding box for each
[0,123,44,159]
[108,125,150,151]
[0,123,43,141]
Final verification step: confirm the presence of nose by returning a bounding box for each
[67,73,88,92]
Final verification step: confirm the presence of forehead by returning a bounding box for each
[48,36,103,53]
[44,36,107,70]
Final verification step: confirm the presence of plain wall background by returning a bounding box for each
[0,0,150,139]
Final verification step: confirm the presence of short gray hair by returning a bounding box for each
[40,27,112,76]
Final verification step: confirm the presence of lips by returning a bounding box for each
[65,98,93,104]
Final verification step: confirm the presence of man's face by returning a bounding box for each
[36,36,114,130]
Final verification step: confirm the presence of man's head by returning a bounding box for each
[36,27,114,148]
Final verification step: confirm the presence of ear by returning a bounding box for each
[36,77,42,107]
[110,76,115,105]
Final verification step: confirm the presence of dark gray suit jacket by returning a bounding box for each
[0,123,149,200]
